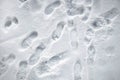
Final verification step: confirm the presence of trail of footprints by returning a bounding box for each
[19,0,62,14]
[28,37,52,65]
[28,21,66,65]
[16,50,68,80]
[14,20,66,80]
[65,0,93,23]
[89,7,119,31]
[84,7,120,65]
[67,18,80,50]
[0,0,120,80]
[27,50,69,80]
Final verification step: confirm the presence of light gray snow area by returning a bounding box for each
[0,0,120,80]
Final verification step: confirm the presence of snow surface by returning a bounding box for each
[0,0,120,80]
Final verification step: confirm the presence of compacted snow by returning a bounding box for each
[0,0,120,80]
